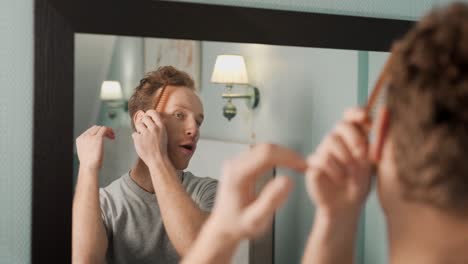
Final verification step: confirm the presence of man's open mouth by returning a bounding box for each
[179,143,196,154]
[180,144,194,151]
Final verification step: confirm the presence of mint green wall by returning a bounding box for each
[74,35,144,187]
[0,0,33,263]
[96,37,143,187]
[364,51,391,264]
[171,0,467,20]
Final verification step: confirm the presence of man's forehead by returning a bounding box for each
[165,88,204,115]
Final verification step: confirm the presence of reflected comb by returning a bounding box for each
[364,51,396,167]
[154,83,170,112]
[365,52,395,123]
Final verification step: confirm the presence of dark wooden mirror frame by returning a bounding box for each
[33,0,412,262]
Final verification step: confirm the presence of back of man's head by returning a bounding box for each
[387,2,468,216]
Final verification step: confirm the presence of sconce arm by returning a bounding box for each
[221,86,260,109]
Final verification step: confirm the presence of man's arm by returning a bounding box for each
[72,167,108,264]
[72,126,114,264]
[302,108,372,264]
[182,144,308,264]
[149,158,210,256]
[302,210,361,264]
[131,111,210,256]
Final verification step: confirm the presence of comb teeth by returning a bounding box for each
[154,85,169,112]
[370,86,387,120]
[156,90,170,112]
[365,52,395,122]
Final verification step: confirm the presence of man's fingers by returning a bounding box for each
[83,125,100,136]
[96,126,115,140]
[141,115,156,130]
[240,176,292,236]
[131,132,142,143]
[223,144,307,187]
[145,110,165,129]
[321,133,355,166]
[308,154,345,185]
[344,107,369,123]
[134,120,147,134]
[106,129,115,139]
[335,122,368,159]
[305,165,336,196]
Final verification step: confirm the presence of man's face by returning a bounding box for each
[159,86,204,170]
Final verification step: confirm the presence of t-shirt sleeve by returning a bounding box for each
[196,178,218,212]
[99,188,113,241]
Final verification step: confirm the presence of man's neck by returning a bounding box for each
[388,206,468,264]
[129,158,182,193]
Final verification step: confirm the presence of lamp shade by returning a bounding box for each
[211,55,249,84]
[100,81,123,100]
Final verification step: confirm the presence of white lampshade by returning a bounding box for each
[100,81,123,101]
[211,55,249,85]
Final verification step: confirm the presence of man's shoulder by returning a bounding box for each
[183,171,217,185]
[182,171,218,193]
[99,173,129,199]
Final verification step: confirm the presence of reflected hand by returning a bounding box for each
[132,110,169,166]
[305,108,373,218]
[208,144,307,242]
[76,125,115,171]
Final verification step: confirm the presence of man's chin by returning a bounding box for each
[170,158,190,171]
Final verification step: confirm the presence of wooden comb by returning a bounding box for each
[154,83,170,112]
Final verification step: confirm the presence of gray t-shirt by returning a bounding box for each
[99,171,217,264]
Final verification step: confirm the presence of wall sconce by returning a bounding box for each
[100,80,127,119]
[211,55,260,121]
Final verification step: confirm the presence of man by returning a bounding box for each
[73,66,217,264]
[183,3,468,264]
[302,3,468,263]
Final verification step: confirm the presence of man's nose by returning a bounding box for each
[185,120,199,137]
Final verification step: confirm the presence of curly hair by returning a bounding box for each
[127,66,195,130]
[387,2,468,215]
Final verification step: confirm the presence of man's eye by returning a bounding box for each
[175,112,184,119]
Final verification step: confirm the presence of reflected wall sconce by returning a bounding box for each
[211,55,260,121]
[100,80,127,119]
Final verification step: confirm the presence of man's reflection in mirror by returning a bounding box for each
[72,66,217,264]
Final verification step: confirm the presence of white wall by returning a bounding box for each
[188,138,250,264]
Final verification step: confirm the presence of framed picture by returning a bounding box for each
[144,38,202,91]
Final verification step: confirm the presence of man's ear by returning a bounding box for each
[370,107,391,163]
[132,110,145,126]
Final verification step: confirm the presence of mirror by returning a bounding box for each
[34,1,410,263]
[74,33,390,264]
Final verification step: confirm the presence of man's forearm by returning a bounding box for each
[148,158,209,256]
[181,218,239,264]
[302,209,360,264]
[72,167,107,263]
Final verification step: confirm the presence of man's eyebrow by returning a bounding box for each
[174,104,204,120]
